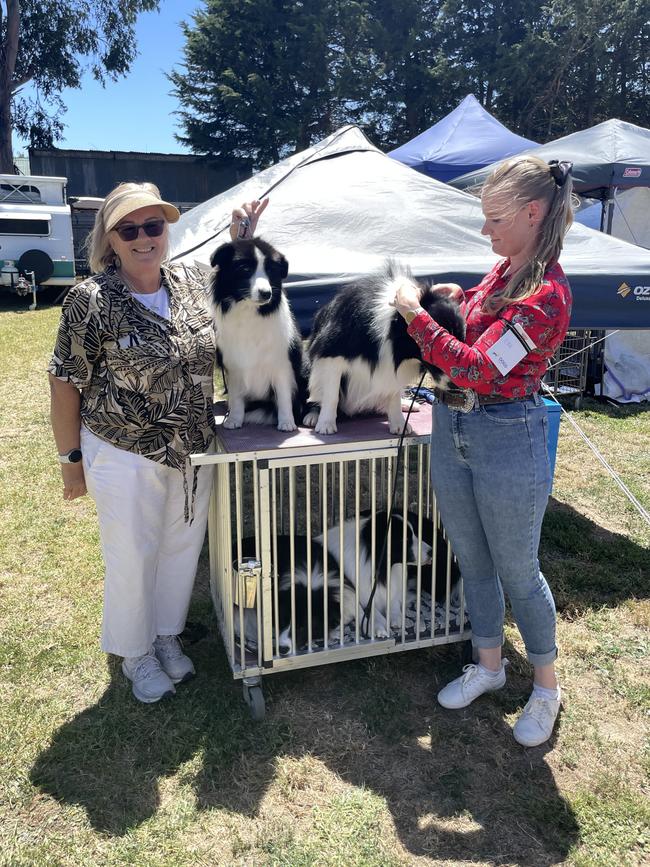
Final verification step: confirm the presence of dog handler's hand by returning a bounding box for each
[431,282,465,304]
[230,198,270,241]
[61,463,87,501]
[391,278,422,315]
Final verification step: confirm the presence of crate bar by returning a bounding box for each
[444,534,453,638]
[223,465,235,664]
[400,447,409,644]
[271,469,280,658]
[257,465,274,667]
[385,456,393,637]
[370,459,376,638]
[415,445,424,642]
[306,468,313,652]
[322,465,329,650]
[289,466,296,656]
[339,461,347,647]
[233,465,249,672]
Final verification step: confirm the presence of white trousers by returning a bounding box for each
[81,426,214,658]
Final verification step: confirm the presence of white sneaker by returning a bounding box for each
[513,689,561,747]
[154,634,195,684]
[437,660,508,709]
[122,650,176,703]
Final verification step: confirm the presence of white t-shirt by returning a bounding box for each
[132,286,170,320]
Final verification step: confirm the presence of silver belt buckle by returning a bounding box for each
[456,389,476,413]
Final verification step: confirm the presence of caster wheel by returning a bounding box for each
[461,639,475,666]
[243,684,265,721]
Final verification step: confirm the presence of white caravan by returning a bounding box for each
[0,174,75,294]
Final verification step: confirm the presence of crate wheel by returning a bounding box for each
[243,684,265,721]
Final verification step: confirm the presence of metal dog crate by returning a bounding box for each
[191,402,471,719]
[543,329,593,408]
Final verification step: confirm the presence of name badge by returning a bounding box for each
[485,323,536,375]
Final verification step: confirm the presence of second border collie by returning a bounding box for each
[234,510,459,655]
[211,238,309,431]
[304,261,466,434]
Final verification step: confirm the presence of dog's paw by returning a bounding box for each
[223,416,243,429]
[374,625,390,640]
[389,419,412,435]
[315,418,338,435]
[302,410,319,428]
[277,418,297,432]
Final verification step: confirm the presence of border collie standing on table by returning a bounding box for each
[303,261,466,434]
[210,237,309,431]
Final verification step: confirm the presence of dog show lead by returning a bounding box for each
[391,156,574,747]
[48,183,267,703]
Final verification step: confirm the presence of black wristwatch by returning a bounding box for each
[58,448,83,464]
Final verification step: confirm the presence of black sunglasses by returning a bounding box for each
[113,218,166,242]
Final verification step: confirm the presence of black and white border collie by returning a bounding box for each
[210,238,309,431]
[234,510,459,655]
[304,261,466,434]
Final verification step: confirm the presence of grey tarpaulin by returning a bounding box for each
[170,125,650,331]
[450,118,650,197]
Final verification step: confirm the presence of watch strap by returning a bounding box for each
[404,307,425,325]
[58,448,82,464]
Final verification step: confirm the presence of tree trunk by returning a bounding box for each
[0,90,14,173]
[0,0,21,172]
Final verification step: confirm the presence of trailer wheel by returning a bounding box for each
[243,683,266,721]
[18,249,54,286]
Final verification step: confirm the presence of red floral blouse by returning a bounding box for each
[407,259,573,398]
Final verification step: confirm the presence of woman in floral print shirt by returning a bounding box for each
[48,182,267,703]
[392,156,574,747]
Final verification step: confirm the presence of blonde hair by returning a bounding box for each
[86,182,169,273]
[481,155,576,313]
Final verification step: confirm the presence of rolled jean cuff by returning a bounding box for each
[471,632,504,650]
[526,646,558,667]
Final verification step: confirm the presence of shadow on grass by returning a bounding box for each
[29,490,648,860]
[30,621,579,864]
[542,498,650,614]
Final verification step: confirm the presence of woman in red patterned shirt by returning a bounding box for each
[392,156,574,747]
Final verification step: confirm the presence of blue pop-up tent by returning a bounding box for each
[388,94,538,182]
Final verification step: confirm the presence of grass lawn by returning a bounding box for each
[1,296,648,867]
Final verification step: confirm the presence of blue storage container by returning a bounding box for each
[543,397,562,484]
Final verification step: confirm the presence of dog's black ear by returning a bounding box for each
[210,242,235,269]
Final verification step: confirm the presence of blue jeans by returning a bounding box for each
[430,394,557,667]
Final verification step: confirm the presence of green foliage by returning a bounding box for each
[0,0,160,166]
[173,0,650,164]
[170,0,370,165]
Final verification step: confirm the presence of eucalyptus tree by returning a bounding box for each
[0,0,159,172]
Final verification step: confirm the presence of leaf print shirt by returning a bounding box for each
[48,264,217,498]
[407,259,572,398]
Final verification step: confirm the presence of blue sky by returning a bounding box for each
[15,0,200,155]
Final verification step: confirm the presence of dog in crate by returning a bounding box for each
[233,509,459,654]
[210,237,309,431]
[303,260,466,434]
